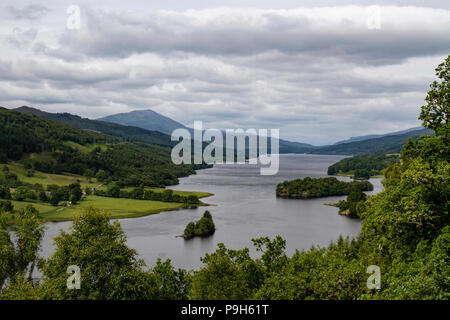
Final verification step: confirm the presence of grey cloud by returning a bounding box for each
[7,4,50,20]
[0,5,447,144]
[43,7,450,67]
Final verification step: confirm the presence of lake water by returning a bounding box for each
[40,154,383,271]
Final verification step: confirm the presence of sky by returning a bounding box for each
[0,1,449,145]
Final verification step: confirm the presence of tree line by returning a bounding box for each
[93,184,200,205]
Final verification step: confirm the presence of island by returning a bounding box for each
[276,177,373,199]
[182,211,215,239]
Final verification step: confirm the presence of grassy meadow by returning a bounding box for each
[1,162,213,222]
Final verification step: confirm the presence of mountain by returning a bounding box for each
[14,106,174,148]
[333,127,424,145]
[311,128,432,155]
[97,108,318,153]
[98,109,190,136]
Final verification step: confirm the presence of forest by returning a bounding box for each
[0,108,210,188]
[327,154,400,179]
[276,177,373,199]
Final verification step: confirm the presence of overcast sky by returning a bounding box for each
[1,1,449,145]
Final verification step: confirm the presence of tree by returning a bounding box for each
[0,185,11,199]
[0,200,13,213]
[161,189,173,202]
[106,183,120,198]
[12,186,28,201]
[38,191,48,202]
[354,169,370,180]
[190,243,252,299]
[0,206,45,292]
[183,222,196,239]
[69,183,82,203]
[95,169,108,182]
[39,207,148,299]
[151,258,192,300]
[187,195,200,204]
[49,194,59,206]
[420,54,449,141]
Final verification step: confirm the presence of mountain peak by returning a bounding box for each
[98,109,188,135]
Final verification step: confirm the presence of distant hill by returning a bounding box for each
[311,128,432,155]
[278,139,317,153]
[14,106,174,148]
[98,109,317,153]
[98,109,190,136]
[333,127,424,145]
[12,106,433,156]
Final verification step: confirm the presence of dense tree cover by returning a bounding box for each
[0,207,191,300]
[14,106,174,148]
[0,107,111,162]
[47,183,83,206]
[0,108,209,187]
[336,189,367,218]
[183,211,216,239]
[93,185,200,205]
[327,154,400,178]
[276,177,373,199]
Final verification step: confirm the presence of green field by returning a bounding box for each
[11,200,58,215]
[2,163,213,222]
[10,195,212,222]
[39,195,190,221]
[1,163,98,189]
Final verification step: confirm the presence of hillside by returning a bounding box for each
[311,128,432,155]
[0,107,207,187]
[98,109,190,136]
[333,127,424,145]
[14,106,174,148]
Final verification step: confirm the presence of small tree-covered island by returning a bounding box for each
[276,177,373,199]
[182,211,216,239]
